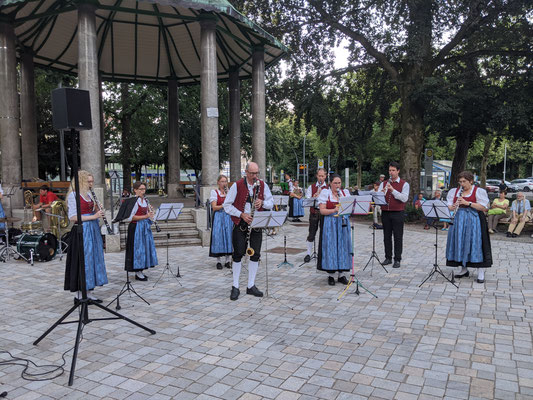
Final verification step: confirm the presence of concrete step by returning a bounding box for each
[120,236,202,249]
[118,221,197,232]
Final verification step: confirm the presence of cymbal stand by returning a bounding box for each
[0,228,28,263]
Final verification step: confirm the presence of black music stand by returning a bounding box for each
[33,103,155,386]
[107,271,150,310]
[297,198,319,267]
[419,200,458,288]
[338,226,377,300]
[363,192,389,275]
[153,203,183,287]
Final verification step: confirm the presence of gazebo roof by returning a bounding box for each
[0,0,288,84]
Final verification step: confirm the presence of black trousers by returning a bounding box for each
[382,210,404,261]
[232,222,262,262]
[306,212,320,242]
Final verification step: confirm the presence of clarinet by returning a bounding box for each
[145,197,162,233]
[450,186,463,224]
[89,187,113,234]
[337,188,348,227]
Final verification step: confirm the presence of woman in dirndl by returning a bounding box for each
[64,170,108,302]
[125,181,158,281]
[209,175,233,269]
[290,180,305,222]
[446,171,492,283]
[317,174,352,286]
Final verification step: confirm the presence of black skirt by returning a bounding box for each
[125,222,137,271]
[288,197,295,218]
[64,225,82,292]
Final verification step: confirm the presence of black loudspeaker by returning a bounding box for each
[51,88,92,131]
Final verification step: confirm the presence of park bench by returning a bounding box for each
[21,181,71,199]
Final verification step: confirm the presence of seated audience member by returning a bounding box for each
[507,192,531,238]
[487,191,509,233]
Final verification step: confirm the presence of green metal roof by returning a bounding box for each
[0,0,288,84]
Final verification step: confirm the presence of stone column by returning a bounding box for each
[0,21,23,208]
[167,78,181,197]
[252,46,266,179]
[228,67,241,183]
[77,3,103,190]
[199,15,219,202]
[20,48,39,180]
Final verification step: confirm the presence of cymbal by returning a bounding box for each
[0,217,22,223]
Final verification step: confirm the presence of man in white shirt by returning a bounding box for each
[378,162,410,268]
[224,162,273,300]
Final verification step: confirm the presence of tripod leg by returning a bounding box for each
[68,302,87,386]
[33,302,80,345]
[91,302,156,334]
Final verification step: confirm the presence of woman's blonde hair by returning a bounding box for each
[67,170,92,199]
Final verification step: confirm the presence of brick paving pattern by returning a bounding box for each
[1,218,532,399]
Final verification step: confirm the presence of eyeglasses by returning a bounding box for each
[247,171,259,175]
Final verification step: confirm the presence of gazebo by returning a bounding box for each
[0,0,287,206]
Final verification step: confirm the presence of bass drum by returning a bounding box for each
[17,233,58,262]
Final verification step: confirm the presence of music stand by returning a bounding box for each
[153,203,183,286]
[363,192,389,275]
[297,198,320,268]
[338,226,377,300]
[250,211,287,297]
[419,200,458,288]
[3,185,18,219]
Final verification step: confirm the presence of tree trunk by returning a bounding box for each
[399,88,425,202]
[450,131,474,188]
[357,156,363,189]
[479,134,493,188]
[120,84,132,193]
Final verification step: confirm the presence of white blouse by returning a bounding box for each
[127,197,148,222]
[317,188,350,205]
[209,189,225,204]
[67,191,95,219]
[446,187,489,208]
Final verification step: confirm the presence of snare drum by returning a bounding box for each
[17,233,58,261]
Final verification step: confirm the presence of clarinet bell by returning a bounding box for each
[246,247,255,257]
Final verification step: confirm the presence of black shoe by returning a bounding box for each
[393,261,401,268]
[382,258,392,265]
[246,285,263,297]
[476,278,485,283]
[455,270,469,278]
[328,276,335,286]
[135,274,148,281]
[216,262,223,270]
[295,218,302,222]
[230,286,240,301]
[512,233,518,238]
[90,298,103,304]
[304,254,311,263]
[225,262,231,269]
[338,276,349,285]
[506,232,512,237]
[373,223,383,229]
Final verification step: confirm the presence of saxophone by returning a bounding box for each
[89,187,113,234]
[245,179,260,257]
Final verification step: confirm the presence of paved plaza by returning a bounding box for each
[1,217,533,399]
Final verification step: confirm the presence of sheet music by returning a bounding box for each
[421,200,451,218]
[352,195,373,215]
[372,192,388,206]
[337,196,356,215]
[155,203,184,221]
[302,198,318,208]
[250,211,288,228]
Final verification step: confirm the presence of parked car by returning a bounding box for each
[486,179,512,193]
[508,178,533,192]
[474,181,498,193]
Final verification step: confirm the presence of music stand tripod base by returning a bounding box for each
[108,272,150,310]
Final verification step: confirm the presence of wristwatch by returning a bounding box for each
[468,202,472,207]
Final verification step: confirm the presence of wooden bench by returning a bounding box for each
[21,181,71,199]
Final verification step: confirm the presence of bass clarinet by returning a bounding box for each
[145,197,162,232]
[89,187,114,234]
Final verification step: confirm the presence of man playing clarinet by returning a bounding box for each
[223,162,274,301]
[303,168,328,263]
[379,161,409,269]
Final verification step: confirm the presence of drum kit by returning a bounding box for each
[0,214,66,265]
